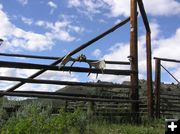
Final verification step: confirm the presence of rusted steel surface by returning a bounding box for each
[0,91,141,103]
[146,33,153,118]
[0,53,130,65]
[137,0,151,32]
[138,0,153,118]
[154,59,161,118]
[154,57,180,63]
[130,0,139,116]
[0,53,59,60]
[0,61,132,76]
[0,76,131,88]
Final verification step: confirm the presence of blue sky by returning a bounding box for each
[0,0,180,92]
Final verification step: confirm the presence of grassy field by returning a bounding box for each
[0,101,165,134]
[88,122,164,134]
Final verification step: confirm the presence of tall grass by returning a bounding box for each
[0,102,88,134]
[0,101,164,134]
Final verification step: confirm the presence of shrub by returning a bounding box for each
[0,103,88,134]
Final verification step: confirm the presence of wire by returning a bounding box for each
[160,64,180,84]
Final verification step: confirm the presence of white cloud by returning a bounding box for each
[104,43,130,61]
[104,0,180,17]
[68,0,81,7]
[150,21,161,40]
[17,0,28,6]
[144,0,180,16]
[35,19,85,42]
[47,1,58,14]
[153,27,180,65]
[114,19,122,25]
[0,5,53,52]
[68,25,84,33]
[35,20,75,42]
[92,49,102,58]
[0,5,83,52]
[21,16,33,25]
[68,0,180,17]
[35,20,46,27]
[0,4,3,9]
[99,19,106,23]
[103,0,130,17]
[48,1,57,9]
[68,0,107,19]
[67,0,128,17]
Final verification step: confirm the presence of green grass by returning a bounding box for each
[88,121,164,134]
[0,101,165,134]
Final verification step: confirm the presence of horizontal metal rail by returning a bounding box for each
[0,61,132,75]
[0,53,130,65]
[3,91,129,99]
[0,76,131,88]
[0,91,140,103]
[154,57,180,63]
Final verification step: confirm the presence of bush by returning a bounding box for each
[0,100,164,134]
[0,103,88,134]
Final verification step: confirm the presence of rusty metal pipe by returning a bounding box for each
[0,53,130,65]
[154,59,161,118]
[0,61,132,75]
[0,76,131,88]
[154,57,180,63]
[137,0,151,32]
[146,32,153,118]
[130,0,139,119]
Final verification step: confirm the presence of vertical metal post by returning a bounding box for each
[146,32,153,118]
[130,0,139,118]
[154,59,161,118]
